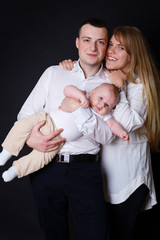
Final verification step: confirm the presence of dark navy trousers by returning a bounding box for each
[30,160,108,240]
[107,184,149,240]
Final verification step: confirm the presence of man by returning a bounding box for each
[18,18,113,240]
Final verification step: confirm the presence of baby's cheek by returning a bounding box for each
[102,108,110,115]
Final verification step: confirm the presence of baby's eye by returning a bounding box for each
[99,97,103,100]
[105,103,109,107]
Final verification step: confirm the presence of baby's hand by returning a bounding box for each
[122,132,129,144]
[79,95,89,108]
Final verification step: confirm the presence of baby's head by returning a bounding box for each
[89,83,119,116]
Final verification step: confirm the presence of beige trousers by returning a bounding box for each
[2,112,63,178]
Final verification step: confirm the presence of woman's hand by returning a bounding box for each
[26,120,66,152]
[59,97,81,113]
[59,59,75,70]
[105,69,127,88]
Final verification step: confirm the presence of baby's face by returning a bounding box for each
[89,85,117,116]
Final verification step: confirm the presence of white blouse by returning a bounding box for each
[72,76,157,210]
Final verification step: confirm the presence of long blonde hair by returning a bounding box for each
[113,26,160,151]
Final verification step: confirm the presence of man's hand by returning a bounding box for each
[26,120,66,152]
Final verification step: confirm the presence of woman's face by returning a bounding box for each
[105,35,131,73]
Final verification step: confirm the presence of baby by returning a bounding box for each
[0,83,129,182]
[60,83,129,141]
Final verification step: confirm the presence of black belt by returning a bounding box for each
[55,154,99,163]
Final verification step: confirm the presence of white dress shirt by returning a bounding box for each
[17,62,113,155]
[72,74,157,210]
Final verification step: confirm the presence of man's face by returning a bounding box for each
[76,24,108,68]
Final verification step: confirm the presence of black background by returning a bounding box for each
[0,1,160,239]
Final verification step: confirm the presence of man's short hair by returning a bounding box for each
[78,17,108,37]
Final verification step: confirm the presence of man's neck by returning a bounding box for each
[79,62,102,79]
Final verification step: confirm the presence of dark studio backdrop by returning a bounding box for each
[0,1,160,239]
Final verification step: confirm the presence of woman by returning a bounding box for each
[59,26,160,240]
[101,26,160,240]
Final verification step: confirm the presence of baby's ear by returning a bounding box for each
[90,88,96,96]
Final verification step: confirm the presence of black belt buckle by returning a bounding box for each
[56,154,70,163]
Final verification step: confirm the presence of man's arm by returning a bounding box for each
[18,67,66,152]
[26,120,66,152]
[17,69,49,120]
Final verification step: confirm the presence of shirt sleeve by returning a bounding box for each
[72,81,146,143]
[17,67,51,120]
[72,108,114,145]
[112,83,146,132]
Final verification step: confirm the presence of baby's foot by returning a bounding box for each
[2,166,18,182]
[0,149,12,166]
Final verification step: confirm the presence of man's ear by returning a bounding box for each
[75,37,79,49]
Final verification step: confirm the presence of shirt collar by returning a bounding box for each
[72,60,106,80]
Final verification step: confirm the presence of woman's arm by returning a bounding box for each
[71,84,145,143]
[59,60,145,135]
[105,69,127,88]
[112,82,146,132]
[59,59,75,70]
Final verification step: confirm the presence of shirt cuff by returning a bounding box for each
[103,113,112,121]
